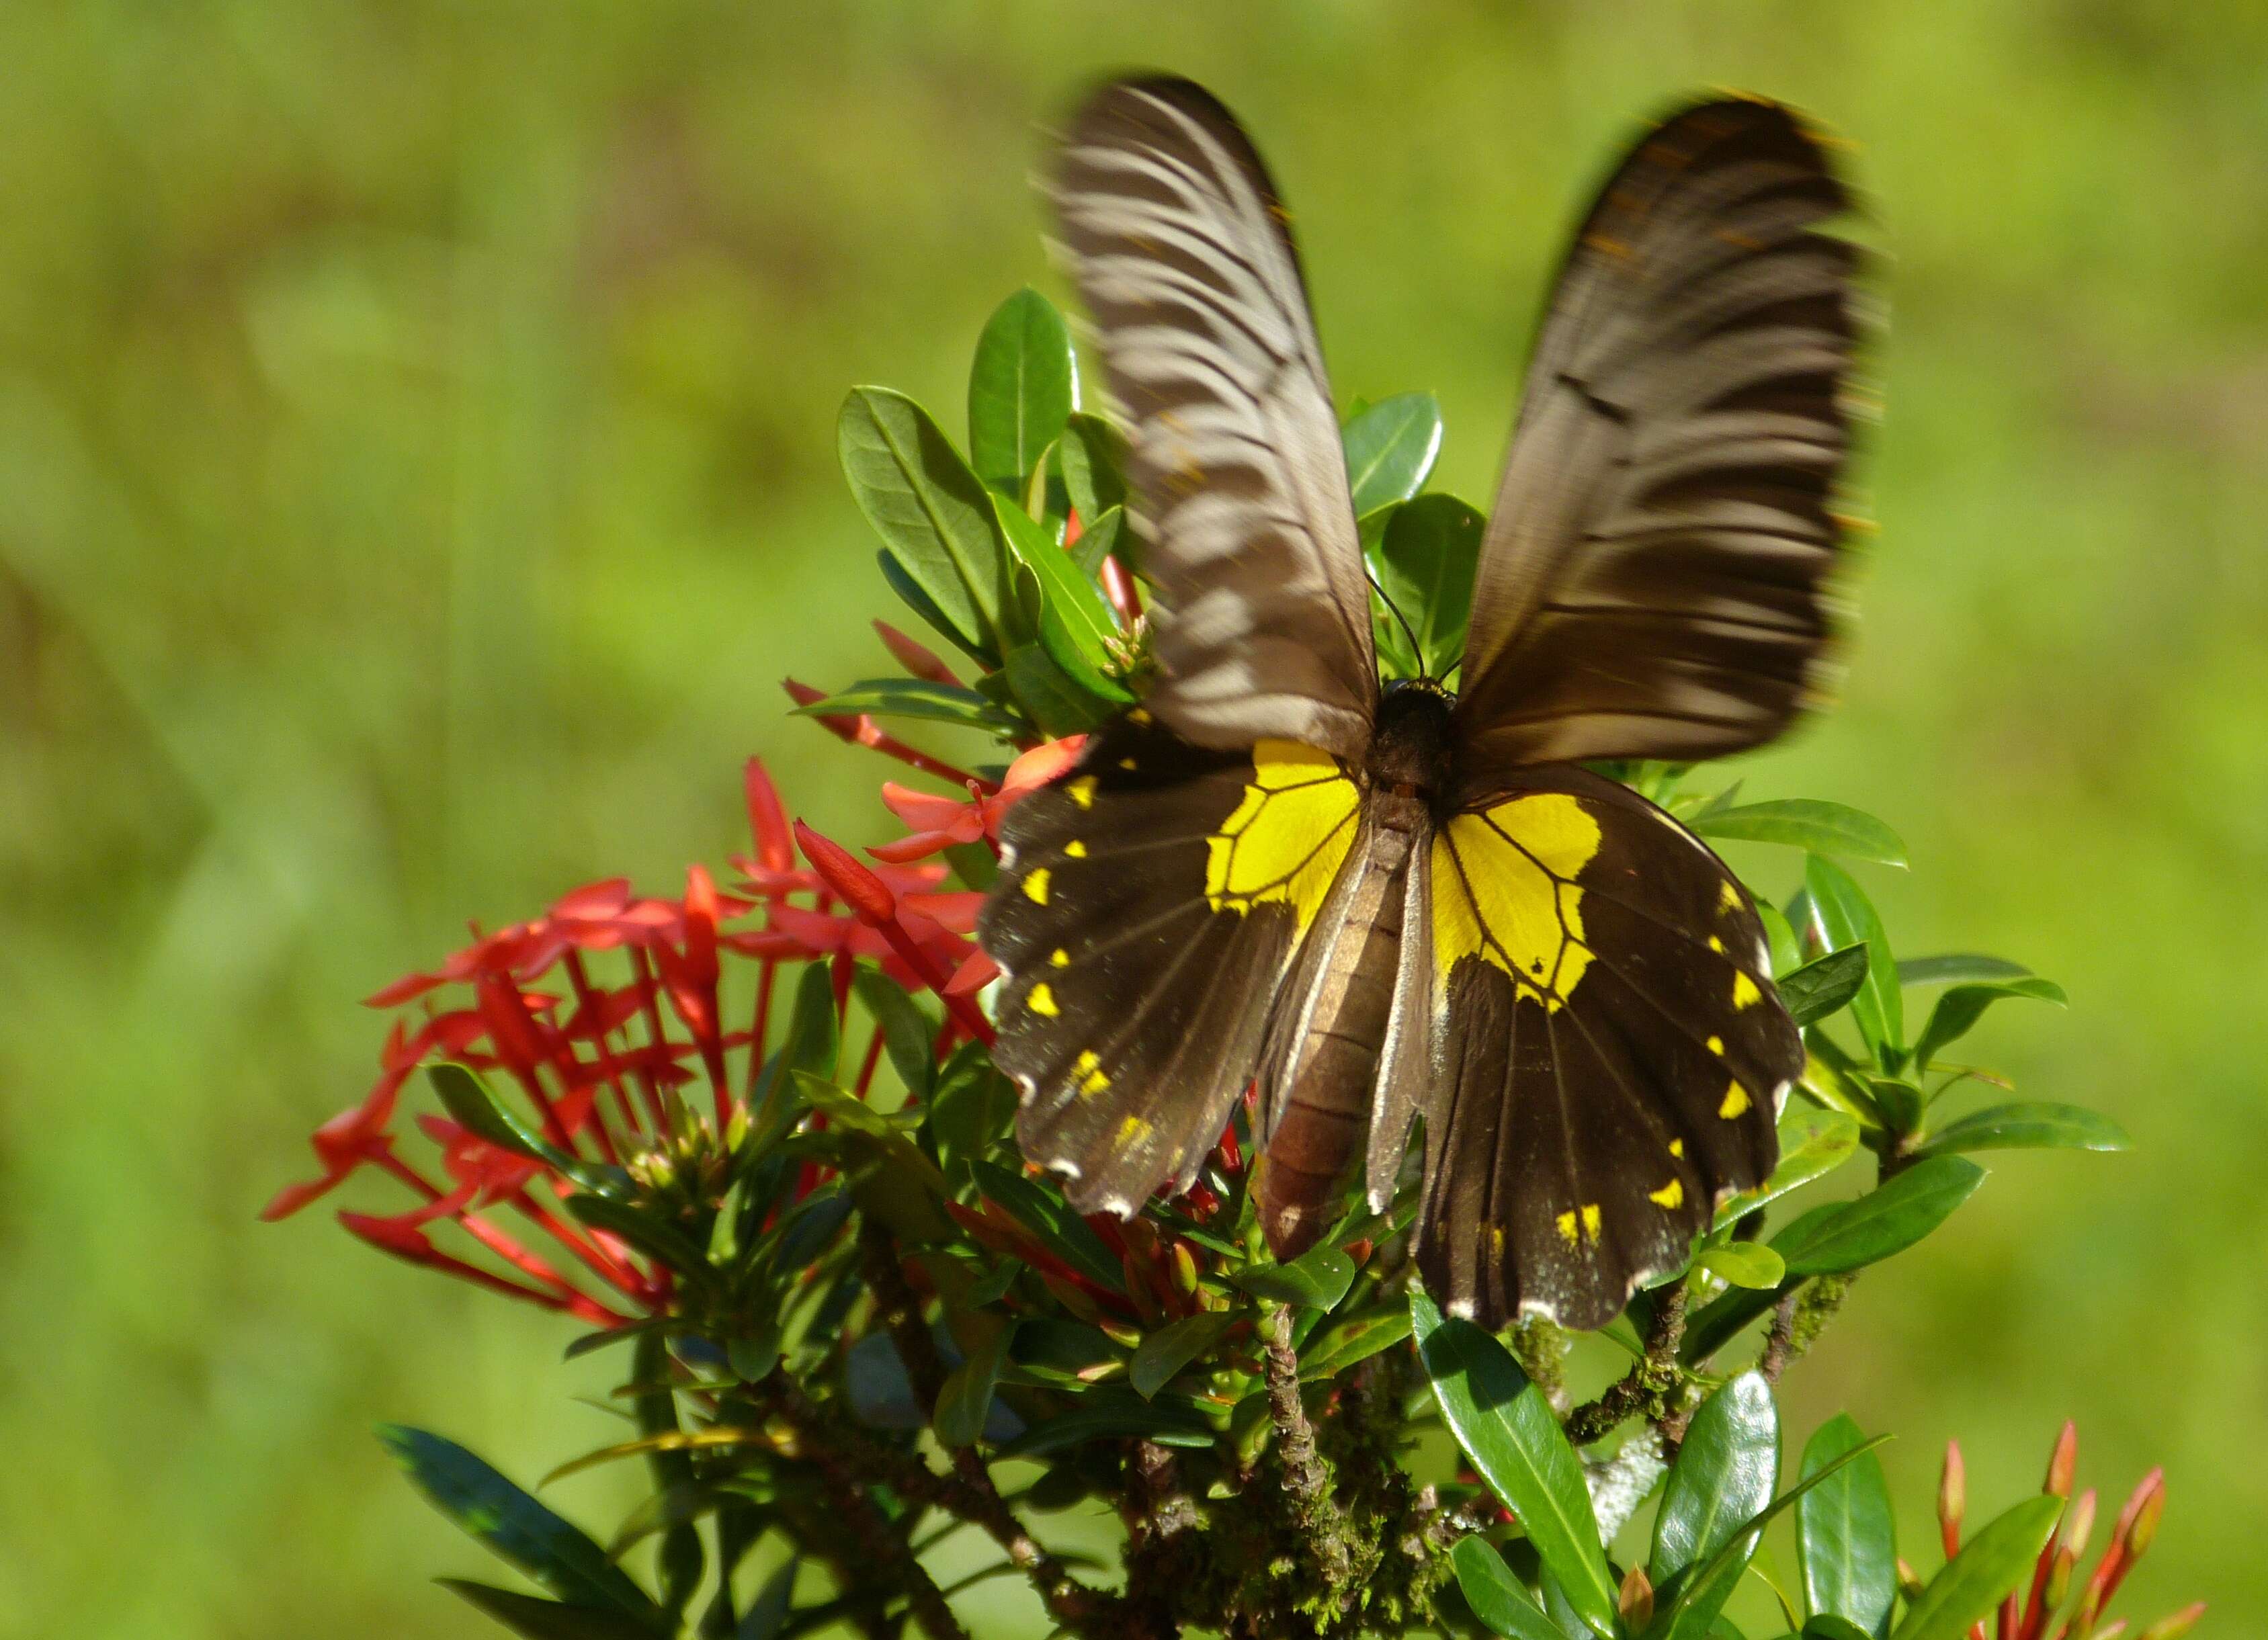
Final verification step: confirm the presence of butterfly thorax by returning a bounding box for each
[1365,679,1456,802]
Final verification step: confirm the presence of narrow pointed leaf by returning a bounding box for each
[993,493,1132,687]
[1777,1157,1985,1277]
[1130,1311,1238,1399]
[440,1582,664,1640]
[1299,1305,1413,1380]
[1070,503,1124,580]
[1692,801,1908,867]
[1342,391,1443,515]
[1412,1291,1617,1637]
[839,386,1005,658]
[429,1066,632,1201]
[1803,856,1901,1061]
[934,1321,1014,1447]
[1454,1536,1570,1640]
[1912,979,2066,1070]
[1715,1110,1861,1227]
[1777,945,1871,1029]
[1891,1495,2063,1640]
[792,677,1022,735]
[380,1426,661,1619]
[1898,954,2032,988]
[1913,1101,2130,1158]
[1798,1414,1896,1635]
[1230,1244,1357,1308]
[968,1159,1126,1293]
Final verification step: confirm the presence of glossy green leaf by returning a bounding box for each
[440,1582,663,1640]
[1913,1100,2130,1158]
[968,289,1076,491]
[1453,1536,1568,1640]
[849,967,939,1103]
[565,1193,712,1276]
[876,548,990,664]
[1299,1305,1413,1381]
[1370,492,1484,678]
[753,962,840,1133]
[790,1074,955,1243]
[380,1426,661,1619]
[1777,1157,1985,1277]
[1778,945,1870,1029]
[1230,1244,1357,1308]
[1341,391,1443,515]
[1892,1495,2062,1640]
[429,1065,632,1201]
[1692,801,1907,867]
[934,1320,1014,1447]
[1758,902,1802,978]
[1803,856,1902,1062]
[1898,953,2032,988]
[1056,411,1129,527]
[1411,1291,1616,1637]
[926,1041,1017,1176]
[993,492,1132,689]
[1797,1414,1896,1636]
[1070,503,1124,580]
[839,386,1005,659]
[792,676,1022,735]
[629,1333,702,1614]
[1652,1373,1779,1590]
[1911,978,2066,1070]
[1129,1311,1238,1400]
[968,1159,1126,1293]
[991,1389,1213,1457]
[1803,1618,1876,1640]
[1697,1243,1787,1289]
[1865,1076,1926,1137]
[1716,1110,1861,1227]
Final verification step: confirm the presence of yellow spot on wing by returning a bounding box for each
[1023,868,1051,905]
[1050,948,1070,967]
[1489,1225,1505,1256]
[1708,935,1725,954]
[1580,1203,1601,1243]
[1076,1051,1109,1096]
[1706,1035,1725,1055]
[1203,740,1360,932]
[1128,707,1152,726]
[1669,1139,1685,1158]
[1064,840,1087,859]
[1027,983,1059,1019]
[1719,880,1742,913]
[1649,1178,1685,1209]
[1118,1115,1152,1147]
[1066,777,1096,810]
[1732,972,1761,1010]
[1720,1080,1751,1118]
[1431,794,1604,1004]
[1556,1210,1579,1246]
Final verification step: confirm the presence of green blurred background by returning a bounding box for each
[3,1,2262,1633]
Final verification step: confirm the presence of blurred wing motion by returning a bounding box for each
[1417,767,1800,1329]
[1454,97,1863,790]
[1048,76,1376,758]
[980,712,1361,1211]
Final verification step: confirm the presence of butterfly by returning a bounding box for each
[976,76,1863,1330]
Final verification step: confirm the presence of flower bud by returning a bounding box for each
[1897,1558,1926,1601]
[1618,1565,1654,1629]
[2137,1602,2207,1640]
[1172,1240,1200,1295]
[2122,1470,2166,1560]
[1939,1440,1967,1556]
[2045,1419,2078,1498]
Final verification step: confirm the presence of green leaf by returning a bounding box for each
[849,967,939,1103]
[1070,503,1124,580]
[1797,1414,1896,1637]
[737,1556,801,1640]
[1913,1100,2130,1158]
[790,1073,956,1243]
[1129,1311,1238,1399]
[440,1582,663,1640]
[792,677,1022,736]
[1898,953,2032,988]
[1910,978,2067,1070]
[934,1321,1014,1447]
[926,1041,1018,1176]
[428,1066,632,1201]
[1453,1537,1568,1640]
[1342,391,1443,515]
[1230,1244,1357,1309]
[1652,1374,1778,1590]
[379,1426,661,1620]
[1715,1110,1861,1227]
[875,548,991,665]
[1411,1291,1616,1637]
[1691,801,1908,867]
[1002,642,1122,735]
[565,1194,712,1282]
[1758,902,1802,979]
[993,492,1133,689]
[1697,1243,1787,1289]
[1777,946,1870,1029]
[1891,1495,2063,1640]
[1056,411,1129,528]
[630,1333,701,1614]
[753,962,840,1132]
[1299,1305,1413,1381]
[968,288,1077,491]
[1803,856,1902,1063]
[1777,1156,1985,1277]
[1368,493,1486,678]
[969,1159,1126,1293]
[991,1389,1214,1457]
[839,386,1007,660]
[1803,1619,1874,1640]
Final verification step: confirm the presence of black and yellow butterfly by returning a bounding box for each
[977,77,1862,1330]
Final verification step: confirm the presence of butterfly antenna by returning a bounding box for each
[1369,570,1431,683]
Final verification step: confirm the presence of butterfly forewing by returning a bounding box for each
[1047,77,1378,757]
[1417,765,1800,1328]
[981,714,1364,1213]
[1453,97,1863,789]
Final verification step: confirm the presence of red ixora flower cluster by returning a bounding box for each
[265,676,1075,1326]
[1929,1424,2202,1640]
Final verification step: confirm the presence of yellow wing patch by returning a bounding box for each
[1431,793,1605,1004]
[1204,740,1360,931]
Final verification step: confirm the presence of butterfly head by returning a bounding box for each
[1366,679,1456,800]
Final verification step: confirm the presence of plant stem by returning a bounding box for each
[1260,1303,1355,1588]
[1564,1286,1688,1446]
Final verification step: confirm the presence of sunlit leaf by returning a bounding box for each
[1777,945,1870,1029]
[1913,1100,2130,1158]
[1411,1291,1616,1637]
[1898,953,2032,988]
[1453,1536,1568,1640]
[1776,1157,1985,1277]
[1341,391,1443,515]
[1911,978,2066,1070]
[1797,1414,1896,1636]
[1696,1243,1787,1289]
[1230,1244,1357,1309]
[1715,1109,1861,1227]
[1129,1311,1238,1400]
[1803,856,1902,1063]
[792,677,1023,736]
[1692,801,1907,867]
[968,288,1077,492]
[1299,1305,1413,1381]
[993,494,1134,708]
[839,386,1005,660]
[1652,1374,1778,1596]
[1370,493,1484,678]
[1056,411,1129,529]
[1890,1496,2062,1640]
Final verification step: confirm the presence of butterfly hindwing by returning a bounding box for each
[981,714,1363,1213]
[1454,97,1863,787]
[1047,77,1378,758]
[1417,763,1800,1329]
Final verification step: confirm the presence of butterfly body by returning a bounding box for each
[982,77,1863,1329]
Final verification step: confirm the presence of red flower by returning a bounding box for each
[869,736,1085,864]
